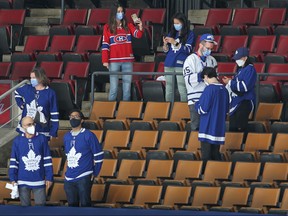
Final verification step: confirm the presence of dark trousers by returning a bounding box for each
[64,175,93,207]
[201,142,221,171]
[229,100,251,132]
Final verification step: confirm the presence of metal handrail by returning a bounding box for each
[0,79,30,129]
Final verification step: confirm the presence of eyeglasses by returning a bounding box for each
[69,115,81,120]
[23,122,35,127]
[204,46,213,51]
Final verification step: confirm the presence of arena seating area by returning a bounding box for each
[2,1,288,214]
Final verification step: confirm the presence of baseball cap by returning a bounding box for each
[200,33,218,45]
[232,47,249,60]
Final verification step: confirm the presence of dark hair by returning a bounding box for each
[68,109,85,119]
[201,67,218,79]
[170,12,189,44]
[108,2,128,34]
[31,67,50,87]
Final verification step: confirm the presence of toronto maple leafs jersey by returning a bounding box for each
[14,84,59,138]
[102,23,143,63]
[195,83,229,145]
[164,30,195,68]
[225,64,256,115]
[64,128,103,182]
[183,53,217,105]
[9,133,53,188]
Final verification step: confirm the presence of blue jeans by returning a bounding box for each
[109,62,133,101]
[19,186,46,206]
[64,175,93,207]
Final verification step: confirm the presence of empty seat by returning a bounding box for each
[95,159,117,184]
[216,62,237,80]
[231,133,272,162]
[180,186,221,211]
[0,62,11,78]
[239,188,280,214]
[269,189,288,214]
[211,187,251,212]
[220,132,244,160]
[249,36,276,62]
[10,61,36,80]
[40,61,63,79]
[46,182,67,206]
[254,103,283,122]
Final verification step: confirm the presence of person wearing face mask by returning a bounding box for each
[195,67,229,164]
[183,33,218,131]
[162,12,195,102]
[102,3,143,101]
[9,116,53,206]
[14,67,59,140]
[63,109,103,207]
[222,47,256,132]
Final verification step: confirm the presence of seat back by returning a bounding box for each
[205,9,232,27]
[174,160,203,180]
[76,35,101,53]
[49,35,76,52]
[232,8,259,26]
[142,101,170,121]
[217,62,237,79]
[141,8,166,25]
[169,102,190,121]
[88,8,110,25]
[279,189,288,209]
[163,186,191,206]
[192,186,220,207]
[133,62,156,80]
[186,131,201,152]
[125,8,141,24]
[220,132,244,153]
[261,162,288,182]
[158,131,186,150]
[0,9,25,25]
[244,133,272,151]
[221,187,250,207]
[133,185,162,205]
[130,130,158,151]
[89,101,117,120]
[254,103,283,121]
[105,184,134,204]
[115,101,143,120]
[203,161,232,181]
[266,63,288,82]
[254,62,265,74]
[91,184,105,202]
[91,130,104,143]
[0,180,12,200]
[258,8,286,26]
[52,157,62,176]
[40,61,63,79]
[10,61,36,80]
[24,35,49,53]
[145,159,173,179]
[275,35,288,55]
[249,36,276,57]
[49,182,67,202]
[221,36,248,55]
[0,62,11,78]
[232,162,261,182]
[97,159,117,178]
[251,188,280,208]
[117,159,145,180]
[103,130,130,151]
[63,62,89,80]
[273,133,288,153]
[62,9,87,26]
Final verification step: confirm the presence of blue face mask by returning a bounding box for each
[30,78,39,87]
[174,24,182,31]
[116,12,124,20]
[202,47,211,57]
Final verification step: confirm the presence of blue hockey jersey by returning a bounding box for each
[195,83,229,145]
[9,133,53,188]
[15,84,59,138]
[64,128,103,182]
[226,64,256,115]
[164,30,195,68]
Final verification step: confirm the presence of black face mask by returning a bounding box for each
[70,119,82,128]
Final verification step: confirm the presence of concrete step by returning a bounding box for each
[25,17,50,26]
[23,26,50,36]
[29,9,61,17]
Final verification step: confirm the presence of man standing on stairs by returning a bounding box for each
[9,116,53,206]
[63,109,103,207]
[183,34,218,131]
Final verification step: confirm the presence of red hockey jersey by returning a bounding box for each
[102,23,143,63]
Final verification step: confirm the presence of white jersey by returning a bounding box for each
[183,53,217,105]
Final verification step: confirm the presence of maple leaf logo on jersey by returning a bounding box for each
[22,149,41,172]
[67,147,82,168]
[26,100,47,124]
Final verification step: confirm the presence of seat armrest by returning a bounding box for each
[157,176,173,180]
[175,202,191,207]
[116,201,133,205]
[185,177,202,181]
[114,146,130,151]
[128,175,145,179]
[215,177,231,182]
[153,117,169,121]
[98,117,115,121]
[100,175,116,179]
[145,201,161,207]
[170,147,186,151]
[142,146,157,151]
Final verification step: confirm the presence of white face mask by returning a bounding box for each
[26,125,35,135]
[236,59,245,67]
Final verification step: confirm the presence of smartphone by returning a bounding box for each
[131,13,139,23]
